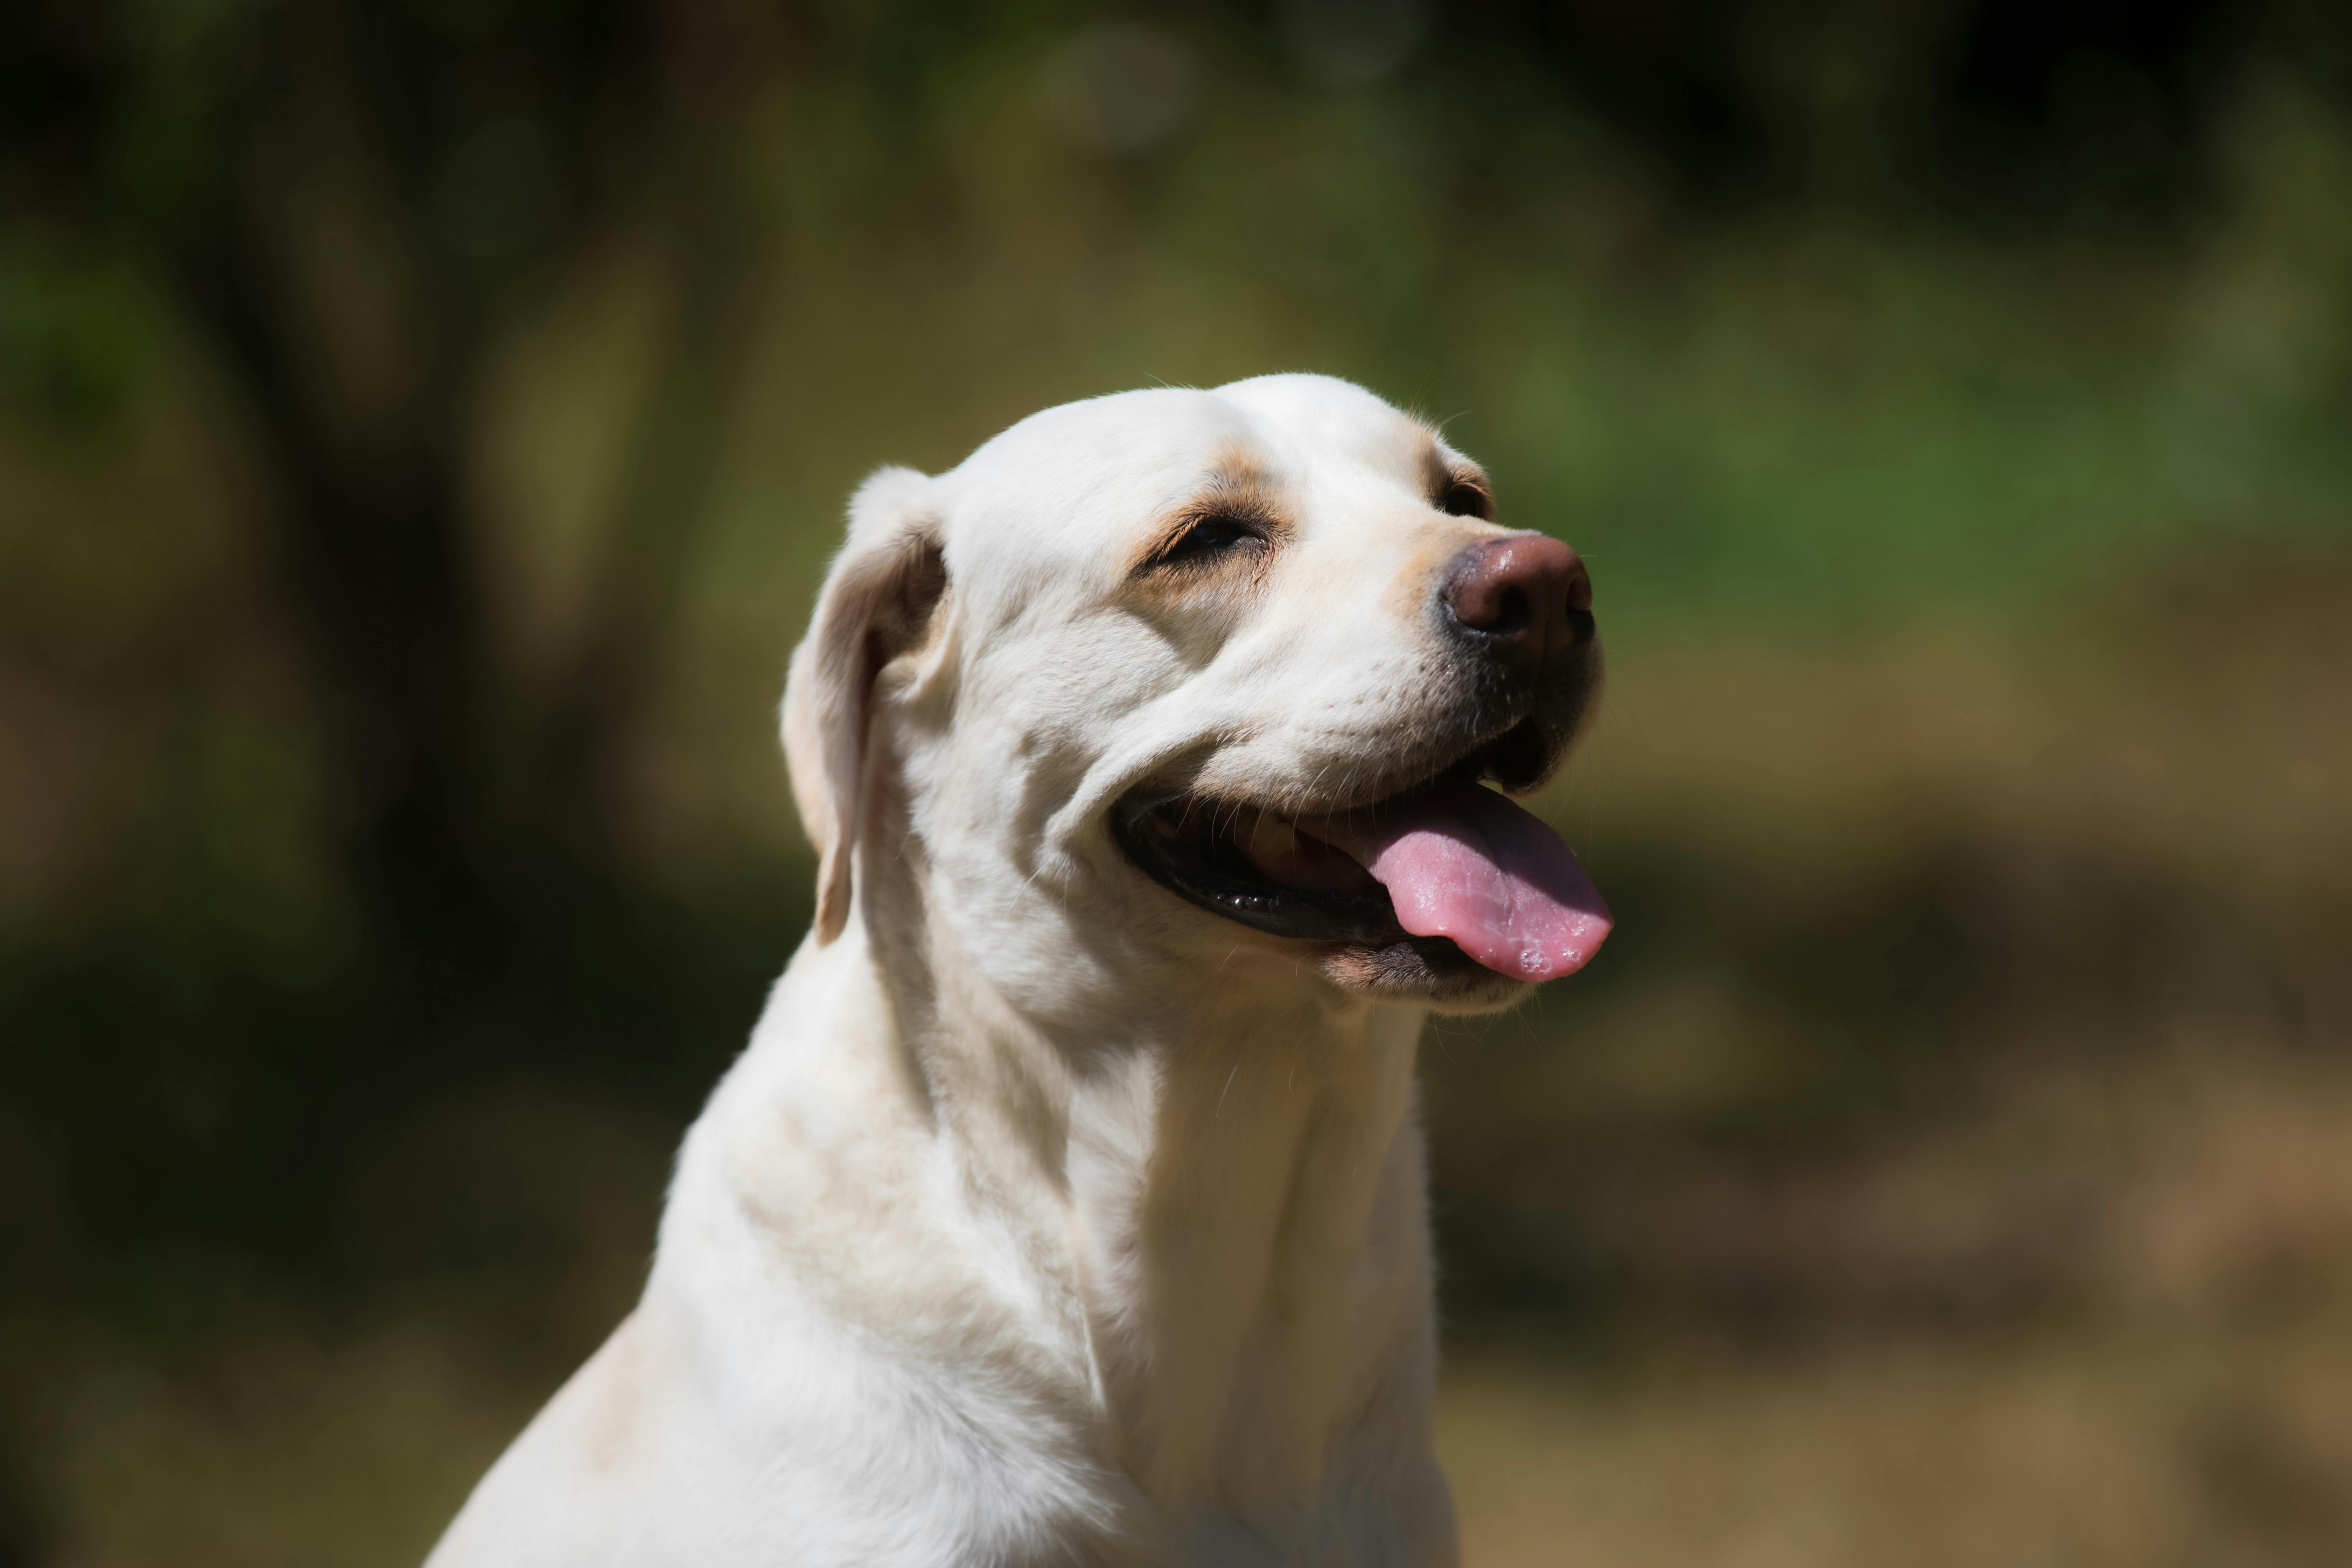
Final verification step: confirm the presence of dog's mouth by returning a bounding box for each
[1111,728,1612,984]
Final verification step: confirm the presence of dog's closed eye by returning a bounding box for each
[1157,512,1266,567]
[1130,458,1292,585]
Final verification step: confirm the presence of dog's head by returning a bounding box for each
[782,374,1609,1017]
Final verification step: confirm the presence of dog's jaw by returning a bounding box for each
[1318,936,1534,1011]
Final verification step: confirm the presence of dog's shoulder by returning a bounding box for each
[431,1272,1158,1567]
[449,946,1154,1564]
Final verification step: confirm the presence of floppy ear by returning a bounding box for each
[781,465,947,944]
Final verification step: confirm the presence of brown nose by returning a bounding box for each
[1441,532,1591,664]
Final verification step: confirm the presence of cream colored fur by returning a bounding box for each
[427,374,1546,1567]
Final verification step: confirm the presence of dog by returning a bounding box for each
[426,373,1609,1567]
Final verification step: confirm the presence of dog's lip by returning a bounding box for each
[1109,726,1524,952]
[1112,713,1611,980]
[1112,788,1412,948]
[1226,714,1534,821]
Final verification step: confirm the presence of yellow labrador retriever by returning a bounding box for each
[428,374,1609,1567]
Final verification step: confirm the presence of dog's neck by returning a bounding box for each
[839,828,1441,1517]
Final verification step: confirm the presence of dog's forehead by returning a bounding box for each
[948,387,1253,510]
[1210,373,1435,481]
[934,376,1436,589]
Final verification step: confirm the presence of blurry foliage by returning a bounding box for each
[1,1,2351,1562]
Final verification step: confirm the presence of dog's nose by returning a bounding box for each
[1441,532,1591,665]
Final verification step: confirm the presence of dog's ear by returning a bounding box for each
[781,466,947,945]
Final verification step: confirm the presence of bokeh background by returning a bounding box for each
[5,0,2351,1562]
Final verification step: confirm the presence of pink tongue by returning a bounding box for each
[1335,779,1611,982]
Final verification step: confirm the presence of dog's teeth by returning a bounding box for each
[1248,814,1300,865]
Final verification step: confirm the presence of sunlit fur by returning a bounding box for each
[428,374,1564,1566]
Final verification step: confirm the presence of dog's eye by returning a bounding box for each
[1439,479,1492,520]
[1161,513,1264,565]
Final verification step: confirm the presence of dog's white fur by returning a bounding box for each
[428,374,1555,1567]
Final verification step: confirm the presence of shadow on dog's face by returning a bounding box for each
[878,375,1609,1016]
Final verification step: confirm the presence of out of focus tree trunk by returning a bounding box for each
[29,1,778,1042]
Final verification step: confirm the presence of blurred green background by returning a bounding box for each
[4,1,2350,1563]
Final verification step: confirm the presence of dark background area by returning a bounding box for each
[3,1,2349,1561]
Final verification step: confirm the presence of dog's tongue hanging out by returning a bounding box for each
[1321,779,1611,981]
